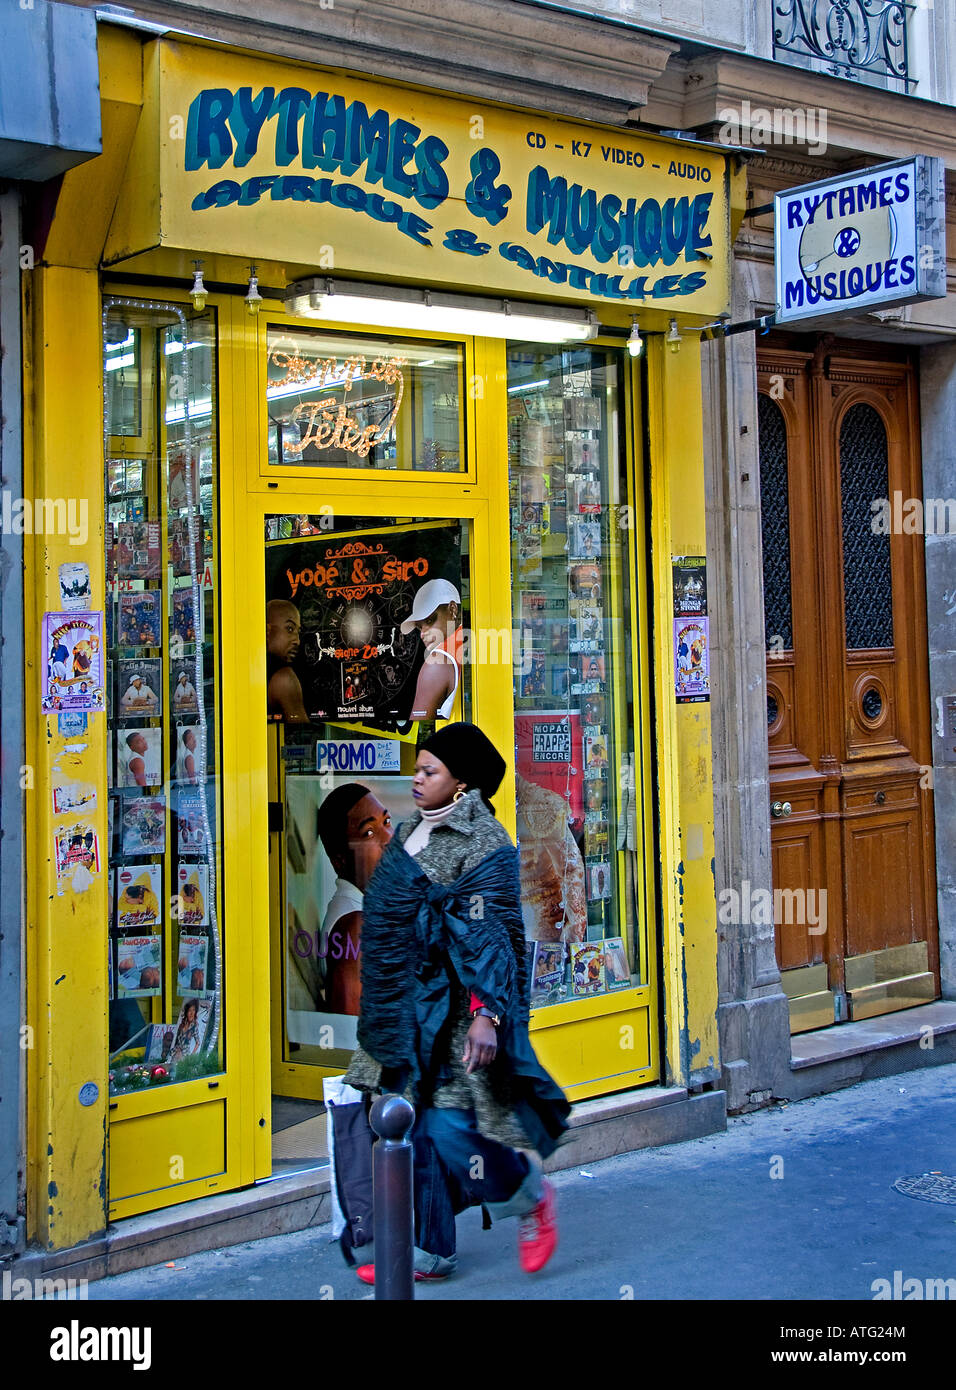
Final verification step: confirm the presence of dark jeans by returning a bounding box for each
[413,1106,532,1258]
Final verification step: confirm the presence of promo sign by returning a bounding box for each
[315,739,401,774]
[775,156,945,325]
[107,43,737,318]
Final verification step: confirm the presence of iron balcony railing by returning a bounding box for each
[772,0,915,88]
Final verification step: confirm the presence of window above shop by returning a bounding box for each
[265,326,466,473]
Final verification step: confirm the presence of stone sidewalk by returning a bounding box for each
[85,1063,956,1302]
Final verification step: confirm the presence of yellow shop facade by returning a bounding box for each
[23,23,745,1249]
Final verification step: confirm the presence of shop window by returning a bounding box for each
[265,326,465,471]
[507,345,642,1006]
[103,301,224,1095]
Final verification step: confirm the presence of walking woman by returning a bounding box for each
[343,722,570,1282]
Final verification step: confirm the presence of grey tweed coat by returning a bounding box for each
[343,787,534,1149]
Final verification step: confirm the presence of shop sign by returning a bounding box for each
[114,45,737,317]
[774,156,945,325]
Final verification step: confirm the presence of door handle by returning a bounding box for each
[771,800,792,818]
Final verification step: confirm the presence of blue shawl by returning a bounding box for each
[357,835,570,1158]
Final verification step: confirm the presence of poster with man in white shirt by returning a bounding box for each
[284,774,414,1049]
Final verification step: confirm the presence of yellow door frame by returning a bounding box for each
[233,305,663,1108]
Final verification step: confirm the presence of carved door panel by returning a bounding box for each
[757,341,938,1032]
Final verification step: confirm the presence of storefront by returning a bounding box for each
[23,23,745,1247]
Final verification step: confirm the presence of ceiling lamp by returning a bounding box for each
[189,260,207,312]
[245,265,263,316]
[284,278,598,344]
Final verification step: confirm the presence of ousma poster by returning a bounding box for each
[41,612,105,714]
[264,523,462,729]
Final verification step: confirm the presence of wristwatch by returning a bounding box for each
[472,1006,501,1027]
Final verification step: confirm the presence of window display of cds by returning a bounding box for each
[104,306,223,1094]
[508,346,638,1007]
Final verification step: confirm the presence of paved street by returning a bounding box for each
[88,1064,956,1303]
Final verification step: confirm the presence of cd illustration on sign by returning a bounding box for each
[265,523,462,729]
[798,203,896,301]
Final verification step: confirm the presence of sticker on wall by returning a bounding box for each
[672,556,708,619]
[78,1082,99,1107]
[672,557,709,704]
[58,562,91,612]
[57,711,89,738]
[41,612,105,714]
[52,781,98,816]
[674,618,710,704]
[54,821,100,895]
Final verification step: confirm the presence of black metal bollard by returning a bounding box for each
[369,1094,416,1301]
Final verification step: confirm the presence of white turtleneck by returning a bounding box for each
[403,798,459,858]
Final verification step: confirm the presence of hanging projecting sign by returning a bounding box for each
[104,42,740,318]
[774,156,945,326]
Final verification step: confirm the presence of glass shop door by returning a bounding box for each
[251,317,505,1175]
[265,512,474,1113]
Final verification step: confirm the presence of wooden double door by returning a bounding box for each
[757,338,939,1031]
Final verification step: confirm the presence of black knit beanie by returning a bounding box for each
[418,722,507,812]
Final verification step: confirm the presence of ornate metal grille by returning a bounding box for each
[862,686,884,719]
[840,403,893,650]
[758,394,793,652]
[773,0,914,88]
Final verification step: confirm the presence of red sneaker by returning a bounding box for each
[356,1259,454,1285]
[518,1178,557,1273]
